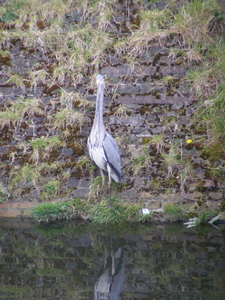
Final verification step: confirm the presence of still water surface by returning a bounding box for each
[0,218,225,300]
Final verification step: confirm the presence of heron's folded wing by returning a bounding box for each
[102,133,121,182]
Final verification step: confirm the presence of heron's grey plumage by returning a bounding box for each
[88,74,121,206]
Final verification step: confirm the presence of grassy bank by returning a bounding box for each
[32,198,153,224]
[31,198,220,226]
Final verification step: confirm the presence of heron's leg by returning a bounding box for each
[106,164,112,208]
[98,169,105,202]
[110,234,115,275]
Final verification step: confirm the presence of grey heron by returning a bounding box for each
[87,74,121,208]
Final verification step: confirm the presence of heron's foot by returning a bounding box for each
[97,199,113,208]
[98,203,113,209]
[99,204,108,208]
[97,197,108,207]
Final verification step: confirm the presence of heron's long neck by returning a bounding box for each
[93,82,105,135]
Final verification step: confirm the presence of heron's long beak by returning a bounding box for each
[96,76,104,86]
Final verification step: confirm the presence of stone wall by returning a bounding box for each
[0,0,224,216]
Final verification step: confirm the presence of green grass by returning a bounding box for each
[0,189,7,203]
[148,134,165,154]
[32,198,85,223]
[41,179,61,200]
[126,146,152,176]
[53,109,85,130]
[30,135,63,164]
[192,80,225,160]
[87,200,146,225]
[32,198,153,224]
[161,146,181,175]
[163,203,183,222]
[30,198,222,225]
[0,97,45,130]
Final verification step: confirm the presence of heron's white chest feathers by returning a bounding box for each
[90,145,107,172]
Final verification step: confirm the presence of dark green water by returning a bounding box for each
[0,218,225,300]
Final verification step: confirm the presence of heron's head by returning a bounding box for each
[96,74,104,86]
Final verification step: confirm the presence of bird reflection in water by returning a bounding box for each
[94,237,125,300]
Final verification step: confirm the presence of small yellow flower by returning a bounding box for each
[186,139,193,144]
